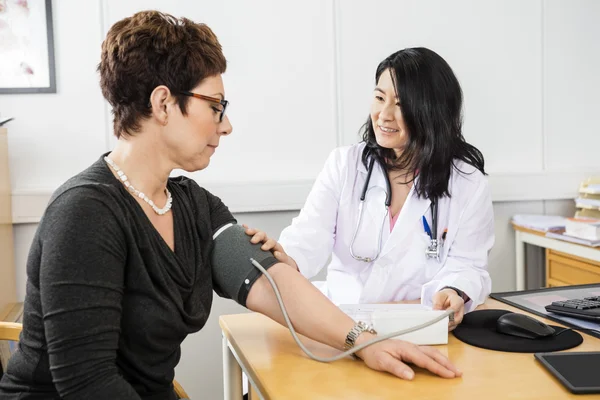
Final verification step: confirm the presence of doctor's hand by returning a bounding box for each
[355,333,462,380]
[242,225,299,271]
[432,289,465,331]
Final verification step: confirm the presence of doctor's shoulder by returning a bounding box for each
[324,142,367,171]
[448,159,490,198]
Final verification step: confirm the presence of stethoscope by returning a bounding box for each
[349,157,440,263]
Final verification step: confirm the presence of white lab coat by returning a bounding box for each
[279,142,494,312]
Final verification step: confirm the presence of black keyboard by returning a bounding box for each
[545,296,600,321]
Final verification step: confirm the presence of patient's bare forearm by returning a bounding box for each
[246,263,354,352]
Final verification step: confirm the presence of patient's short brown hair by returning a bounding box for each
[98,10,227,138]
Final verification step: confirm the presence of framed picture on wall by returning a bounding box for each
[0,0,56,94]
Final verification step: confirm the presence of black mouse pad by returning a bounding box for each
[453,309,583,353]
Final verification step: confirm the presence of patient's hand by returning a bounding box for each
[243,225,298,271]
[356,333,461,380]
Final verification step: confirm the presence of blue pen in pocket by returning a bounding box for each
[422,215,432,239]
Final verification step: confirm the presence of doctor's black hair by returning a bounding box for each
[360,47,486,200]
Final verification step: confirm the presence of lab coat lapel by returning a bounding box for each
[380,185,431,257]
[359,187,431,304]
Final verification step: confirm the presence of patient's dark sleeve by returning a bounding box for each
[39,188,141,400]
[205,189,236,232]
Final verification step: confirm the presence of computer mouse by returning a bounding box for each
[496,312,556,339]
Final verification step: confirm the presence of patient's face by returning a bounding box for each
[370,69,409,155]
[163,75,233,172]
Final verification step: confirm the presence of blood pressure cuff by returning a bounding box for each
[211,223,279,307]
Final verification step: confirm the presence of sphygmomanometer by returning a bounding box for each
[211,223,454,362]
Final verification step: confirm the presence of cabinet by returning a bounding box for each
[546,248,600,287]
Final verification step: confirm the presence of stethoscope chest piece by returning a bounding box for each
[425,238,440,261]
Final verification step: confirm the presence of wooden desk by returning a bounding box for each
[513,224,600,290]
[219,299,600,400]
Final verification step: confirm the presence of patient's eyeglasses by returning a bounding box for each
[180,91,229,122]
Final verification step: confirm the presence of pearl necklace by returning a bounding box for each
[104,156,173,215]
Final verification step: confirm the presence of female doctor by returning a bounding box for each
[246,47,494,330]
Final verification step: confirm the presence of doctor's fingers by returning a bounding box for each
[432,292,451,310]
[242,224,259,235]
[245,230,285,254]
[449,299,465,326]
[273,249,298,270]
[243,228,278,248]
[448,318,462,332]
[260,238,279,251]
[242,224,267,237]
[453,309,464,327]
[248,231,269,244]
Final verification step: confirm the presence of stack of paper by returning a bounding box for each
[566,217,600,241]
[540,177,600,246]
[512,214,566,232]
[545,231,600,247]
[579,179,600,195]
[575,178,600,219]
[575,195,600,210]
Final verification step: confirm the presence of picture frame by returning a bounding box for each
[0,0,56,94]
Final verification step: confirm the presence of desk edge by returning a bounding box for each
[219,314,271,399]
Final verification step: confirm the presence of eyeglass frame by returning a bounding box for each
[180,90,229,122]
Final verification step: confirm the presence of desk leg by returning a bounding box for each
[515,230,525,291]
[223,335,243,400]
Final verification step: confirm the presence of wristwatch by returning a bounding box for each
[344,321,377,352]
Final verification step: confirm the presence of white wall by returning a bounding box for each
[338,0,544,173]
[2,0,599,399]
[4,0,600,215]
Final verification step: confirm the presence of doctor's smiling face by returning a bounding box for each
[370,69,409,156]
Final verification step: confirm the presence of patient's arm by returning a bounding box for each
[212,223,460,381]
[246,262,462,381]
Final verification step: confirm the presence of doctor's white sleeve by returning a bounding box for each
[421,177,494,313]
[279,148,344,280]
